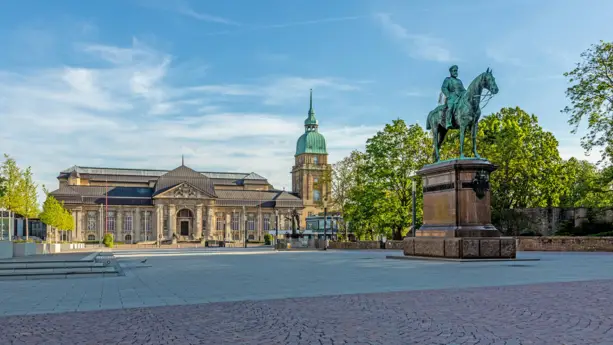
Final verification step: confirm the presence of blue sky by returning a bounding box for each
[1,0,612,199]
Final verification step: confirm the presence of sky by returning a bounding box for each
[0,0,612,203]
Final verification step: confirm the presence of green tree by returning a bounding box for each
[562,40,613,166]
[560,158,613,207]
[0,154,23,213]
[40,187,74,242]
[315,150,363,240]
[0,175,6,199]
[15,167,39,240]
[361,119,431,240]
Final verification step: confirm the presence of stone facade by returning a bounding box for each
[507,207,613,236]
[50,165,303,243]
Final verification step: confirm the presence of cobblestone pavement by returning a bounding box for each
[0,279,612,345]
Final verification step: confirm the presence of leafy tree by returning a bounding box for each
[560,158,613,207]
[315,150,363,240]
[15,167,39,239]
[0,154,23,213]
[361,119,431,240]
[0,175,6,199]
[562,40,613,166]
[477,108,566,232]
[40,187,74,242]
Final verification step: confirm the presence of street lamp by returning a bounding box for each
[243,206,247,249]
[322,198,328,250]
[412,179,417,237]
[274,209,279,250]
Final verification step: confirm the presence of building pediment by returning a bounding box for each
[154,182,214,199]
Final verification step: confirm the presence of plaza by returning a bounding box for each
[0,248,612,344]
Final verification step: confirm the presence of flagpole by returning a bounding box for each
[105,177,108,236]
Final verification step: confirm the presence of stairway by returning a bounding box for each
[0,253,121,280]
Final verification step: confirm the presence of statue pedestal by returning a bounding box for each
[406,159,516,259]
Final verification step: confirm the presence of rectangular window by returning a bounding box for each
[231,213,239,231]
[263,214,270,231]
[144,211,152,240]
[216,214,224,231]
[124,213,133,232]
[107,211,116,233]
[87,212,96,231]
[313,190,321,201]
[247,214,255,231]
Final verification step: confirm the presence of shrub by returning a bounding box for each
[102,233,114,248]
[264,234,273,245]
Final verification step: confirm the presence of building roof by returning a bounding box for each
[296,90,327,156]
[152,165,217,197]
[49,175,303,208]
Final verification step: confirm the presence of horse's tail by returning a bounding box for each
[426,111,432,130]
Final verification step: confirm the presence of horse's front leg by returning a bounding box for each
[432,128,439,161]
[472,121,480,158]
[459,125,466,158]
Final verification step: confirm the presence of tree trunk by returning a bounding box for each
[25,217,29,240]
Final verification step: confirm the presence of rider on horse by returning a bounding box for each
[441,65,466,129]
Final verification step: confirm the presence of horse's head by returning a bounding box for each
[483,68,499,94]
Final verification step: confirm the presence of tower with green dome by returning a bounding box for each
[291,89,331,227]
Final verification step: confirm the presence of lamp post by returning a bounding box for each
[274,209,279,250]
[322,198,328,250]
[243,206,247,249]
[412,179,417,237]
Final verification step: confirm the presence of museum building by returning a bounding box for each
[50,91,331,243]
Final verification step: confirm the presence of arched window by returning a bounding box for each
[248,234,255,240]
[125,234,132,243]
[87,234,95,241]
[178,209,192,218]
[313,156,319,165]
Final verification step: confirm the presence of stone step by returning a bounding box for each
[0,271,119,281]
[0,262,105,270]
[0,259,95,265]
[0,266,118,276]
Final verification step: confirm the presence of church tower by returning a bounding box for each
[292,90,331,227]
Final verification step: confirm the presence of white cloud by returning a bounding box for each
[0,38,372,205]
[375,13,453,62]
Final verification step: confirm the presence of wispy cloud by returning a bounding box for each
[176,5,239,25]
[485,46,523,66]
[375,13,453,63]
[203,15,368,36]
[139,0,238,25]
[0,38,373,204]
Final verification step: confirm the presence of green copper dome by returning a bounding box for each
[296,89,328,156]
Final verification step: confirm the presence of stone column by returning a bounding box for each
[169,204,177,239]
[98,204,104,241]
[225,213,231,241]
[205,207,213,240]
[195,204,203,240]
[116,207,123,242]
[134,208,141,243]
[155,204,163,242]
[74,208,82,241]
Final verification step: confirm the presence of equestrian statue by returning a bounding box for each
[426,65,499,162]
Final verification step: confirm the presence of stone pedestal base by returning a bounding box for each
[403,236,516,259]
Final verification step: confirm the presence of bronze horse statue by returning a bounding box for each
[426,68,499,161]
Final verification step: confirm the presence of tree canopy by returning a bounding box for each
[563,40,613,165]
[0,154,23,212]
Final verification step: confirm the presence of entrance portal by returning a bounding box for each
[180,221,189,236]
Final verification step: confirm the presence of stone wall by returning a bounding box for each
[509,207,613,236]
[328,241,380,249]
[517,236,613,252]
[384,240,404,249]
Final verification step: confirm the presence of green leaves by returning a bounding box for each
[344,119,430,240]
[40,191,74,232]
[0,154,23,212]
[562,40,613,166]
